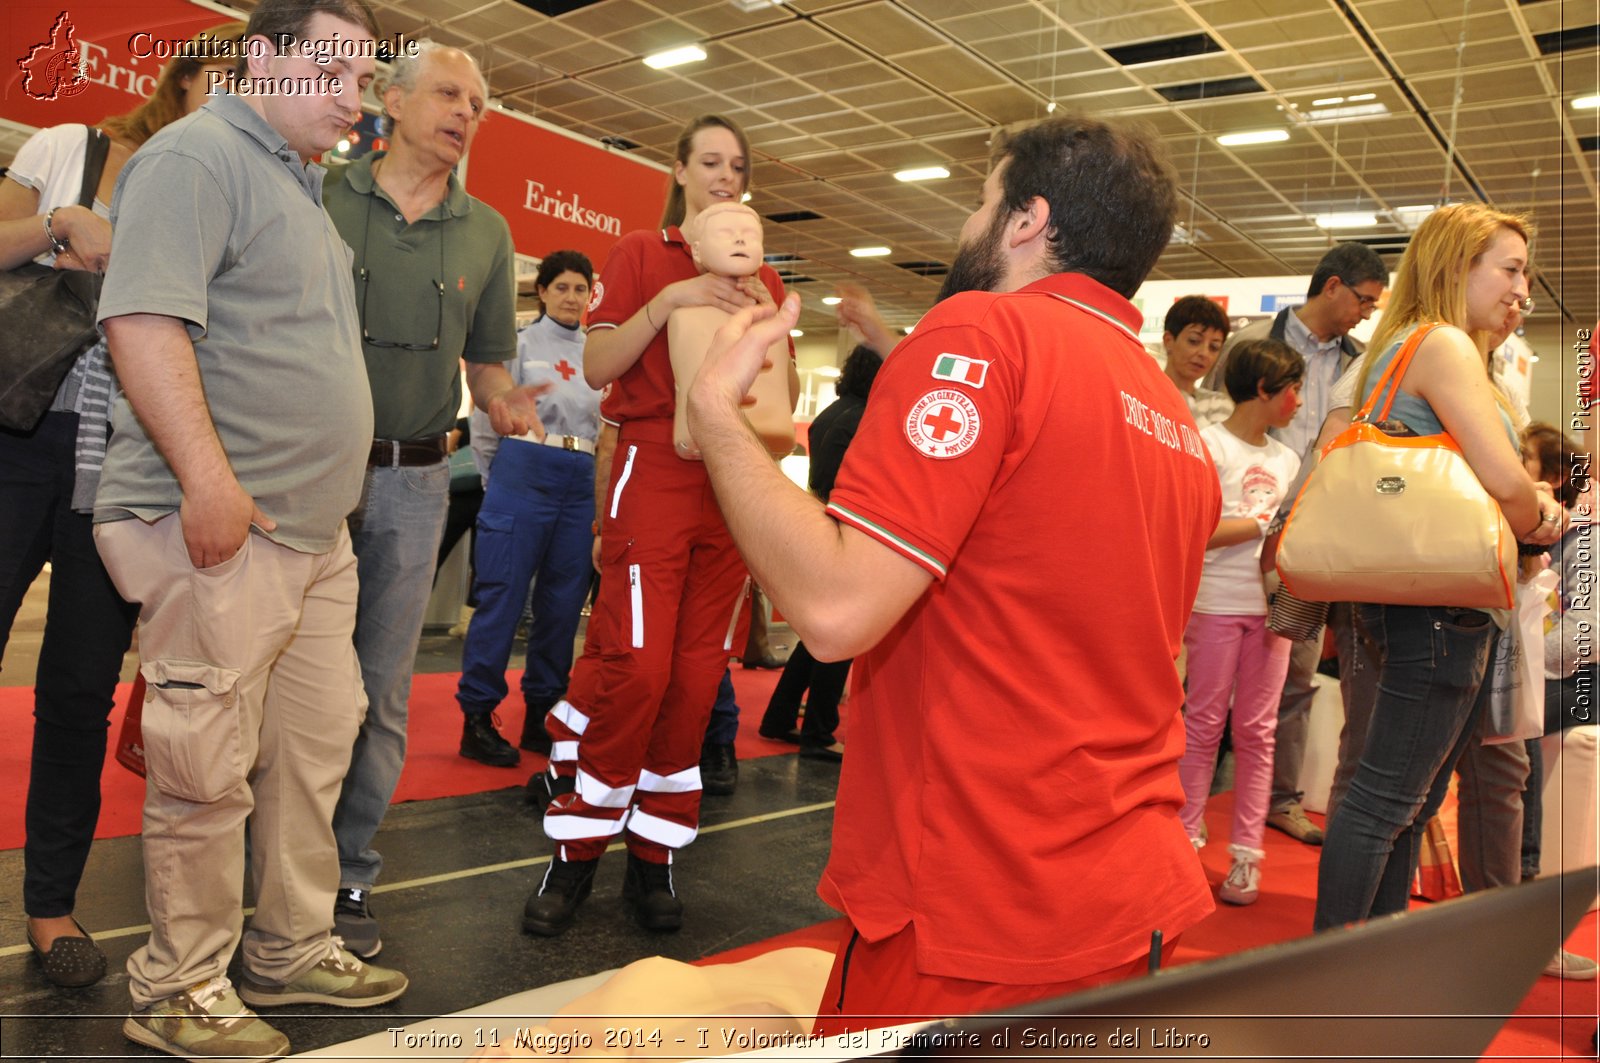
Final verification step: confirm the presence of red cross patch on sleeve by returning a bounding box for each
[904,389,982,459]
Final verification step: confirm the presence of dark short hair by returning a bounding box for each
[1307,242,1388,300]
[240,0,380,75]
[835,344,883,401]
[1222,338,1305,404]
[1162,295,1230,341]
[991,114,1177,297]
[536,249,593,290]
[1522,421,1585,508]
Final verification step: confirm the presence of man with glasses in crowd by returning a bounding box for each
[1206,241,1389,847]
[324,39,534,960]
[93,1,411,1057]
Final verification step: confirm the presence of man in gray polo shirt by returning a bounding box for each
[94,1,407,1057]
[322,41,533,960]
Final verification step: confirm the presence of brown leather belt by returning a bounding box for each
[368,434,448,468]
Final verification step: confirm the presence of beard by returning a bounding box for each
[936,210,1009,303]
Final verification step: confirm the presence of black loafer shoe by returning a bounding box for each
[800,742,845,763]
[757,726,803,744]
[28,918,107,988]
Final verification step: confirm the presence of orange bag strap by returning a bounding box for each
[1354,323,1442,425]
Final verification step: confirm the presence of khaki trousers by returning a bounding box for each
[96,514,366,1006]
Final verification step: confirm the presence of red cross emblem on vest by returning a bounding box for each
[555,360,577,382]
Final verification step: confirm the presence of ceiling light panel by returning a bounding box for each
[1216,129,1289,146]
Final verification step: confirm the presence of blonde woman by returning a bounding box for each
[1313,204,1562,930]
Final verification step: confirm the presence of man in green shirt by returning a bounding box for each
[323,40,542,959]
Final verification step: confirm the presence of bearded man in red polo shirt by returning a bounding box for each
[686,114,1221,1030]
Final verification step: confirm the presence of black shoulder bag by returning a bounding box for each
[0,127,112,432]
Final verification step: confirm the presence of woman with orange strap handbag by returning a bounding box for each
[1312,203,1564,930]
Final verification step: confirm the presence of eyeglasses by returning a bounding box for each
[1340,280,1380,311]
[355,187,445,351]
[359,268,443,350]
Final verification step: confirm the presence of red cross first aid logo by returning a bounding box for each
[586,279,605,315]
[905,388,981,459]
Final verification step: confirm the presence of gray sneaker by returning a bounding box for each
[333,886,381,958]
[238,940,407,1009]
[123,976,289,1061]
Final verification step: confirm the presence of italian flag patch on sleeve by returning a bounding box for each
[931,353,989,389]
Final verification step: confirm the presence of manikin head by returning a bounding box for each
[687,202,764,278]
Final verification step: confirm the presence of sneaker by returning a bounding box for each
[124,976,289,1061]
[238,940,407,1009]
[525,766,576,808]
[460,712,520,767]
[333,886,381,959]
[1544,949,1600,980]
[1219,845,1264,906]
[699,742,738,797]
[1264,802,1324,845]
[623,852,683,933]
[523,856,599,937]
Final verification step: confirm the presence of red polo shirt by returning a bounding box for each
[821,273,1220,984]
[587,226,787,424]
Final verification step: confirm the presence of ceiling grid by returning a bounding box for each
[6,0,1589,331]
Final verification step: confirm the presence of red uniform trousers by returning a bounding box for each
[543,419,749,864]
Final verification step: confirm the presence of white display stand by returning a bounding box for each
[1297,676,1345,815]
[1538,724,1600,912]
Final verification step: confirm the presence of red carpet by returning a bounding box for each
[4,678,1591,1057]
[0,665,796,850]
[697,793,1598,1061]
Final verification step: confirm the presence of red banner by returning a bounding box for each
[463,110,667,265]
[4,2,665,267]
[3,0,233,131]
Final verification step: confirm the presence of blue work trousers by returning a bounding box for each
[457,439,594,716]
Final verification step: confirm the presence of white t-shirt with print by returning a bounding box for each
[1193,422,1302,616]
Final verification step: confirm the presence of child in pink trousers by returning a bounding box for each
[1178,338,1305,905]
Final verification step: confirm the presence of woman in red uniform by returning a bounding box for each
[525,115,790,937]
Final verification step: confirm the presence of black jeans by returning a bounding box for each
[761,642,850,745]
[0,412,138,917]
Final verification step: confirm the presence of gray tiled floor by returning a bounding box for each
[1,570,835,1061]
